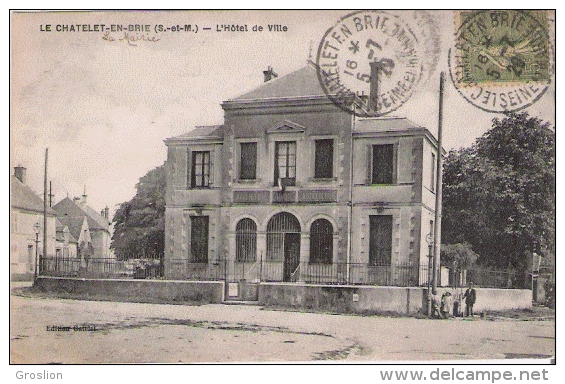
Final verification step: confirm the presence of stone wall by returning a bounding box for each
[34,277,224,304]
[259,283,424,314]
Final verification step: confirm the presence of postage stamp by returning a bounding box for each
[9,10,554,368]
[316,10,437,117]
[449,10,553,113]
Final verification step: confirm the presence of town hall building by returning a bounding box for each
[164,64,440,287]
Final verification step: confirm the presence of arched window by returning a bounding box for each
[310,219,333,264]
[236,218,257,262]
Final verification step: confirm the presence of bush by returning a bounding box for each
[543,280,555,308]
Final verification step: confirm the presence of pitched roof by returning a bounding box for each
[79,203,110,231]
[57,215,86,243]
[231,65,325,101]
[56,218,78,243]
[10,176,57,215]
[167,125,224,141]
[53,197,109,232]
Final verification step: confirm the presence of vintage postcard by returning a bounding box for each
[9,9,555,372]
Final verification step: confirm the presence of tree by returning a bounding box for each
[440,242,478,269]
[442,112,555,278]
[111,163,166,260]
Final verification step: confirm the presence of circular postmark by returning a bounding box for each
[449,10,554,113]
[316,10,434,117]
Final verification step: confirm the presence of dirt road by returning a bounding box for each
[10,288,554,363]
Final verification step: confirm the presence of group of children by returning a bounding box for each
[432,282,476,319]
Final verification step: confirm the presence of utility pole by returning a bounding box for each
[43,148,48,273]
[369,61,380,112]
[49,181,54,207]
[432,72,445,295]
[346,103,356,284]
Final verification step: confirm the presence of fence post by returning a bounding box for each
[259,251,263,282]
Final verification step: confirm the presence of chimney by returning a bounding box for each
[81,185,87,205]
[263,66,278,82]
[14,166,27,184]
[104,206,109,220]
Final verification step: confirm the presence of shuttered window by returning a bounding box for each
[190,216,209,263]
[369,215,393,266]
[240,142,257,180]
[371,144,394,184]
[314,139,334,179]
[309,219,333,264]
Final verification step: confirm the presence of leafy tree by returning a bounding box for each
[442,112,555,279]
[111,163,166,260]
[440,242,479,269]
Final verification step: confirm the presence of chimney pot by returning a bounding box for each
[14,166,27,184]
[263,66,278,83]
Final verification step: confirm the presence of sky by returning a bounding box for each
[10,10,555,222]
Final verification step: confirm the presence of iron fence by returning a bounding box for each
[259,261,424,286]
[463,268,520,289]
[39,257,164,280]
[37,256,522,289]
[164,259,226,281]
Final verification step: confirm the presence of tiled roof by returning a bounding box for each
[167,125,224,141]
[231,65,325,101]
[56,218,78,243]
[57,215,86,243]
[79,203,110,231]
[10,176,57,215]
[53,197,109,232]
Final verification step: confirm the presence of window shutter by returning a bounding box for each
[186,148,192,189]
[366,144,372,185]
[209,149,215,186]
[315,139,334,179]
[240,142,257,180]
[373,144,394,184]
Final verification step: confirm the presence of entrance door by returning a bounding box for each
[283,233,300,282]
[267,212,301,282]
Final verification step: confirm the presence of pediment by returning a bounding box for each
[267,120,306,134]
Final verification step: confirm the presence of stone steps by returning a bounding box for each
[222,300,260,305]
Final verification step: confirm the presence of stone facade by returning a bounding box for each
[164,65,440,285]
[10,171,58,279]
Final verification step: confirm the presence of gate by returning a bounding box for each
[267,212,301,282]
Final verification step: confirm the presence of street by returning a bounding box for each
[10,286,554,363]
